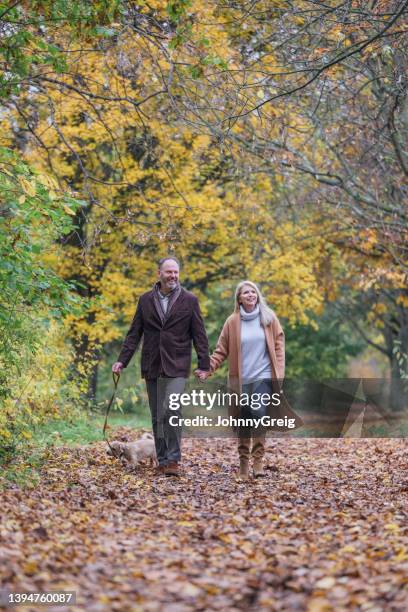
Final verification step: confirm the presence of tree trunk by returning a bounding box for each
[72,337,101,405]
[87,354,99,404]
[384,319,408,412]
[389,364,407,412]
[71,305,101,405]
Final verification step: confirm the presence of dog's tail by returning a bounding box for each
[141,432,154,440]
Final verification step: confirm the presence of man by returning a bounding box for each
[112,257,210,476]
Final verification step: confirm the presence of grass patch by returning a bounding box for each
[30,408,152,447]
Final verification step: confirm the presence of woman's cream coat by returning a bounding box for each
[209,311,302,430]
[210,311,285,391]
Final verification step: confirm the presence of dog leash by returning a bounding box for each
[103,371,120,453]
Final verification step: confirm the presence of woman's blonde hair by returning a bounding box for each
[234,280,275,327]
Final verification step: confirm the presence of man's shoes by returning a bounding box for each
[156,464,167,475]
[164,462,179,477]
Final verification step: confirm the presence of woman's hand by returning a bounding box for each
[194,369,210,381]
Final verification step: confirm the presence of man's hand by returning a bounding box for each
[112,361,124,374]
[195,369,210,381]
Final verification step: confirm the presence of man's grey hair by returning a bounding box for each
[158,256,180,270]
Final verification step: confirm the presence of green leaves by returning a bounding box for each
[0,0,121,99]
[166,0,192,24]
[0,147,84,397]
[187,53,229,79]
[94,26,117,38]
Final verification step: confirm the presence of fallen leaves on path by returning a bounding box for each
[1,434,408,610]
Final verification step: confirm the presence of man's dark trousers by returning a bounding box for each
[146,376,186,465]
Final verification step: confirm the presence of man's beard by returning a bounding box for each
[165,280,178,289]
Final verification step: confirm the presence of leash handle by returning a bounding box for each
[103,371,121,451]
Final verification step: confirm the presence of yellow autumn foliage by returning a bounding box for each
[3,40,330,354]
[0,320,83,451]
[0,1,352,400]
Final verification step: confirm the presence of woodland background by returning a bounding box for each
[0,0,407,465]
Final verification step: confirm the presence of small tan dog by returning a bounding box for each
[107,432,157,468]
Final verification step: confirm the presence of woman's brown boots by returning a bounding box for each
[252,435,265,477]
[238,435,266,479]
[239,458,250,480]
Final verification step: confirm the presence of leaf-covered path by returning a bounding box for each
[1,435,408,611]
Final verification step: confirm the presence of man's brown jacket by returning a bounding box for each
[117,286,210,379]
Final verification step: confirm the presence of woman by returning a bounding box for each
[201,281,285,480]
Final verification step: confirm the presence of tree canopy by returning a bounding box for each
[1,0,407,419]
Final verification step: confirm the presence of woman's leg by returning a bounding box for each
[250,379,272,477]
[237,437,251,479]
[252,434,266,477]
[238,383,252,479]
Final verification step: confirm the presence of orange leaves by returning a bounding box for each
[2,436,408,608]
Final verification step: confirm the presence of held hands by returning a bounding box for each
[112,361,124,374]
[194,369,210,381]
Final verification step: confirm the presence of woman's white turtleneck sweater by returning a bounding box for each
[240,304,272,383]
